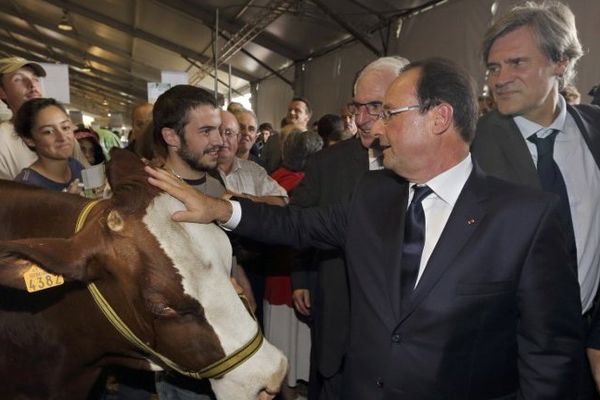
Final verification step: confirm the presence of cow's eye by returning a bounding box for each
[147,302,177,318]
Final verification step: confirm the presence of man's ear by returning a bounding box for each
[431,103,453,135]
[554,57,569,77]
[161,127,180,148]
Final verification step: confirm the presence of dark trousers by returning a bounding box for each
[581,310,600,400]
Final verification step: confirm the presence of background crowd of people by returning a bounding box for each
[1,1,600,400]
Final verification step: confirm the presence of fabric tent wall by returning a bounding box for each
[254,0,600,126]
[388,0,492,93]
[301,43,378,123]
[254,42,377,127]
[254,67,294,129]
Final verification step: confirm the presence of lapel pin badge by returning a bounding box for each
[467,218,476,225]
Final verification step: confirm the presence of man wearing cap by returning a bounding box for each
[0,57,45,180]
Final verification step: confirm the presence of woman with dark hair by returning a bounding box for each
[74,127,106,166]
[13,98,83,193]
[265,130,323,399]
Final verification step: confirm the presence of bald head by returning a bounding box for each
[131,102,153,141]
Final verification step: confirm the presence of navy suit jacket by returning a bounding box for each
[234,164,583,399]
[472,105,600,348]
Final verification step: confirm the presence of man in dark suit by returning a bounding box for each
[147,57,583,399]
[290,56,409,400]
[471,3,600,397]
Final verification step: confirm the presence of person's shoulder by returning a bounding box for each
[238,157,268,174]
[0,120,13,134]
[571,103,600,113]
[473,110,517,149]
[569,103,600,124]
[14,168,49,189]
[315,138,363,162]
[205,174,226,197]
[358,168,405,188]
[476,167,557,209]
[0,121,18,143]
[475,110,512,132]
[14,168,32,183]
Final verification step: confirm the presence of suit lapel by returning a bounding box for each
[493,115,541,188]
[397,165,488,324]
[386,185,409,320]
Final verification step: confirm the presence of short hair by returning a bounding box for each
[258,122,273,132]
[482,1,583,88]
[152,85,217,154]
[226,101,244,113]
[14,98,67,143]
[282,130,323,172]
[353,56,410,96]
[317,114,344,142]
[403,58,478,144]
[290,97,312,116]
[238,108,257,122]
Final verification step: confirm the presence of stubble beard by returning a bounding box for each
[178,139,217,172]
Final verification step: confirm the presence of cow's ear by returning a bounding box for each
[107,148,160,211]
[0,238,97,291]
[107,148,145,189]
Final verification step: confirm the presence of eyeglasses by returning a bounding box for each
[220,128,239,138]
[379,105,420,122]
[347,101,383,116]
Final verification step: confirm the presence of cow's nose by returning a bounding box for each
[257,388,278,400]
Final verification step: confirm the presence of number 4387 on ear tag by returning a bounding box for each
[23,265,64,293]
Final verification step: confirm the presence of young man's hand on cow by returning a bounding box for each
[145,166,233,223]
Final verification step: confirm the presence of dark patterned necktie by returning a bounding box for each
[401,185,433,302]
[527,130,577,270]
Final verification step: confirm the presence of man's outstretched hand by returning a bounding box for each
[145,166,233,224]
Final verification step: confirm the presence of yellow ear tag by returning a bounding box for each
[23,264,65,293]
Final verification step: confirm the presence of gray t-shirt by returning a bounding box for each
[183,173,225,197]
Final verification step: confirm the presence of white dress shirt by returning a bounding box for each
[411,154,472,287]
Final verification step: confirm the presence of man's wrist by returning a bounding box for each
[219,200,241,230]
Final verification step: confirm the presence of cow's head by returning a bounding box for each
[0,149,286,399]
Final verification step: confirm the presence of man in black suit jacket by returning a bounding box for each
[147,58,583,400]
[290,56,409,400]
[471,3,600,397]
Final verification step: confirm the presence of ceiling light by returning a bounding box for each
[58,9,73,31]
[102,98,109,106]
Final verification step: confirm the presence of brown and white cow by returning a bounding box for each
[0,149,286,399]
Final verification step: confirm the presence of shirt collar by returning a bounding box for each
[513,95,568,139]
[411,154,472,207]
